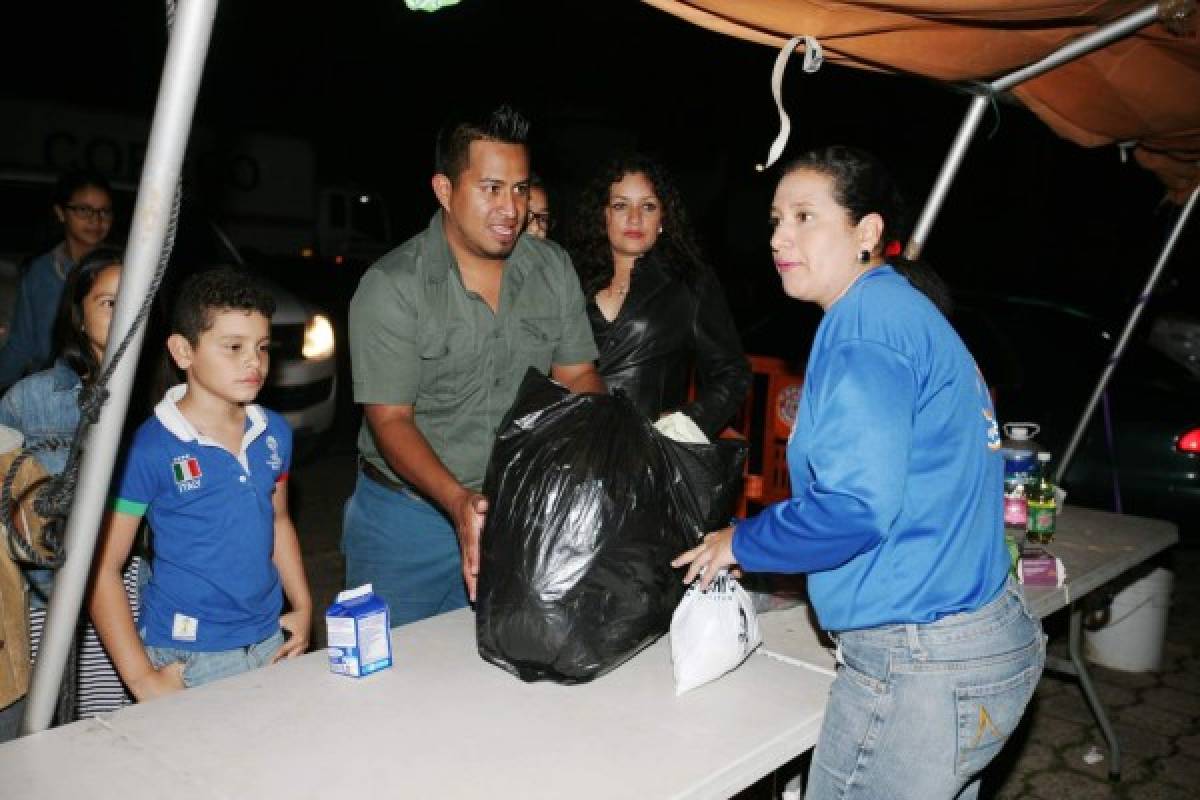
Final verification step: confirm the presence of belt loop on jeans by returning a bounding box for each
[905,623,927,661]
[360,457,435,506]
[360,457,408,492]
[832,633,844,666]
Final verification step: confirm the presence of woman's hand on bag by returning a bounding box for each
[672,526,737,591]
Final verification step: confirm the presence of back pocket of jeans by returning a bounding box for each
[954,660,1040,776]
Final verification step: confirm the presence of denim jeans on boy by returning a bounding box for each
[143,629,285,689]
[341,472,469,627]
[806,578,1045,800]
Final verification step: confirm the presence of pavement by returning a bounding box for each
[289,442,1200,800]
[983,544,1200,800]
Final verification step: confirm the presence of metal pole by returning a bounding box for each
[21,0,220,734]
[904,95,988,260]
[905,3,1161,260]
[1056,183,1199,485]
[991,4,1160,92]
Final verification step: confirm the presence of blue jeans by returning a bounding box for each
[807,579,1045,800]
[341,472,469,627]
[143,629,285,689]
[0,696,24,743]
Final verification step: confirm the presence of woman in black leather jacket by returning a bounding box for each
[565,153,750,438]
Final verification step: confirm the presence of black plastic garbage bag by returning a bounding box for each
[476,369,747,683]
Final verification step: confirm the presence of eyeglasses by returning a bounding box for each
[527,211,550,228]
[64,204,115,222]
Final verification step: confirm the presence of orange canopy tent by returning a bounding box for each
[645,1,1199,528]
[643,0,1200,202]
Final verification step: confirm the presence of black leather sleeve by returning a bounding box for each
[679,268,752,438]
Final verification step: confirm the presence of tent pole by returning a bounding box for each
[1055,183,1199,485]
[991,4,1161,92]
[906,3,1161,259]
[21,0,219,735]
[905,95,988,260]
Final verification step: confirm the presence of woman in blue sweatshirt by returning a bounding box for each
[674,146,1044,800]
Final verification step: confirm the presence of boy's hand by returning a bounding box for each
[449,489,488,603]
[130,661,186,702]
[273,610,311,662]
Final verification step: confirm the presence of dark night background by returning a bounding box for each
[2,0,1194,337]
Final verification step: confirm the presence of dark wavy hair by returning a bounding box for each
[53,246,124,384]
[53,169,112,208]
[565,153,710,297]
[780,145,952,315]
[171,266,276,346]
[434,104,530,183]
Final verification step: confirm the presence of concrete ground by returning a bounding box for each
[288,440,1200,800]
[982,546,1200,800]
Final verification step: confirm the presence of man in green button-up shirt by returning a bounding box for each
[345,106,604,626]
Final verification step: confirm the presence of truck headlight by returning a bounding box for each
[303,314,335,360]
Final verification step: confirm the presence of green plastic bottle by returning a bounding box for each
[1026,452,1057,544]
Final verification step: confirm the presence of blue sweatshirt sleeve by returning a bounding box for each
[733,338,917,574]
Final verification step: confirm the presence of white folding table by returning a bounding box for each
[1,603,831,799]
[0,507,1176,796]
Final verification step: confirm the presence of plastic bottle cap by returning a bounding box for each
[1003,422,1040,439]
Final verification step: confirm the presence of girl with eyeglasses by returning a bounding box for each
[0,170,114,391]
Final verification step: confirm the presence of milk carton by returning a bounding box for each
[326,583,392,677]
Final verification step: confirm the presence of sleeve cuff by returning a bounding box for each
[110,497,148,517]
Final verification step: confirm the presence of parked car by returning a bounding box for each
[0,170,337,449]
[1148,311,1200,380]
[952,294,1199,534]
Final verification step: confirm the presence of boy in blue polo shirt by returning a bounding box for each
[91,267,312,702]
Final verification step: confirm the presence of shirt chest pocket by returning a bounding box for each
[515,315,562,370]
[418,323,477,400]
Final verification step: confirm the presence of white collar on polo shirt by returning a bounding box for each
[154,384,267,471]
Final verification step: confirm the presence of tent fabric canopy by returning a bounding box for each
[644,0,1200,201]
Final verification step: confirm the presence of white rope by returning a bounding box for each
[756,35,823,172]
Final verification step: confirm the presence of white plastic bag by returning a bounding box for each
[654,411,708,444]
[670,572,762,695]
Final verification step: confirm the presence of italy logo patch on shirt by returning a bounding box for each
[172,455,203,492]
